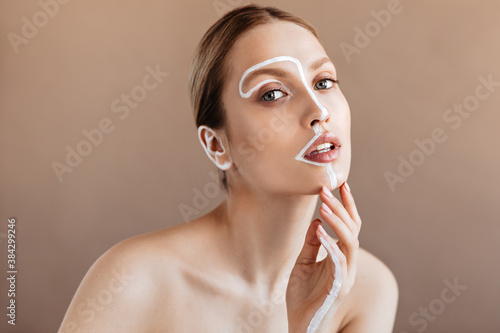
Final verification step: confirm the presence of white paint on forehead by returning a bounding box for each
[239,55,328,120]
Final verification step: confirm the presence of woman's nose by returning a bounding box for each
[303,92,330,129]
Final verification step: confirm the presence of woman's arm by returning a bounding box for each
[57,239,160,333]
[340,250,399,333]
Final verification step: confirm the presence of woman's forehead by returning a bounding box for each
[226,21,329,84]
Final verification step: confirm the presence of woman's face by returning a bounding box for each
[221,21,351,195]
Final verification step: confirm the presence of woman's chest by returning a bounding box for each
[147,261,347,332]
[149,291,290,332]
[148,287,346,333]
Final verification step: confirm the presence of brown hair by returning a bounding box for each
[189,4,319,190]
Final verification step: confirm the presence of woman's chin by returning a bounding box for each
[322,170,347,192]
[284,171,346,195]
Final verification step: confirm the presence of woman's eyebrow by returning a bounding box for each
[309,57,333,71]
[241,67,290,89]
[242,57,334,88]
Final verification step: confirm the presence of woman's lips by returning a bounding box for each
[302,133,342,164]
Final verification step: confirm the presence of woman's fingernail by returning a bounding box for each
[321,202,333,214]
[344,182,351,193]
[322,186,333,198]
[318,224,328,237]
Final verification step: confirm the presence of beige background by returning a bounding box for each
[1,0,499,332]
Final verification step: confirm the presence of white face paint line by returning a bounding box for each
[326,164,338,189]
[197,125,232,170]
[240,79,285,99]
[238,56,338,189]
[306,236,342,333]
[239,56,328,120]
[294,123,329,166]
[294,130,322,164]
[296,124,338,189]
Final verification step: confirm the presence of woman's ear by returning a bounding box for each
[197,125,233,170]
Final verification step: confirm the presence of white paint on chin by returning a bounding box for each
[326,164,338,190]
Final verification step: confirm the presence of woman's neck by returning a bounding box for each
[209,185,319,293]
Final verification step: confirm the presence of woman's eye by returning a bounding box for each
[315,79,336,90]
[262,90,285,102]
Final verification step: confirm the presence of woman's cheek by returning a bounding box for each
[334,143,352,186]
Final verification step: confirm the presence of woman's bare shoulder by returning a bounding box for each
[338,246,399,332]
[356,247,398,288]
[58,225,193,333]
[97,221,207,282]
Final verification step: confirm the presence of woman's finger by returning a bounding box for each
[319,203,358,261]
[295,219,323,266]
[320,186,358,235]
[339,182,362,235]
[317,229,346,292]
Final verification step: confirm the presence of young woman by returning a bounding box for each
[59,5,398,333]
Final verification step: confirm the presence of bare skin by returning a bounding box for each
[57,211,397,332]
[58,21,398,333]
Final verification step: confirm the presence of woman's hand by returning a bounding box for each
[286,182,362,333]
